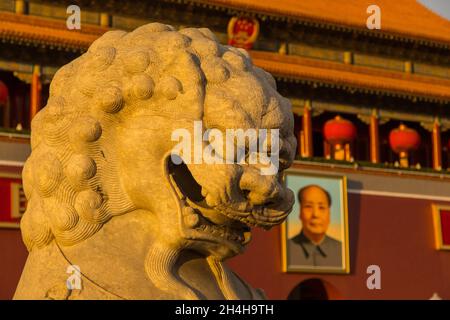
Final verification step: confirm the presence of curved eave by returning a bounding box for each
[0,12,106,51]
[185,0,450,49]
[1,11,449,103]
[250,51,450,103]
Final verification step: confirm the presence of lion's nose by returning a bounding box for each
[239,167,283,206]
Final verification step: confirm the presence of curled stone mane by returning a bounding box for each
[22,24,281,252]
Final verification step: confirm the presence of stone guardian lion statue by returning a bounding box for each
[14,22,296,300]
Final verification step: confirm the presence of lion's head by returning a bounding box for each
[19,23,296,299]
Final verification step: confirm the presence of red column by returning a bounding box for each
[370,110,380,163]
[432,119,442,170]
[302,100,313,158]
[30,65,42,122]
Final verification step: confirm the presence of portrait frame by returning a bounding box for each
[0,172,25,229]
[432,204,450,251]
[281,170,350,274]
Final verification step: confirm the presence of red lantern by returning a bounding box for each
[323,115,356,161]
[323,115,357,145]
[227,17,259,50]
[0,80,8,106]
[389,124,421,154]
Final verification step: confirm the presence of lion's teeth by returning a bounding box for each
[243,231,252,244]
[182,206,195,216]
[252,207,264,216]
[183,212,199,228]
[237,202,247,211]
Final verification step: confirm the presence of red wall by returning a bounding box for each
[0,229,27,300]
[1,194,450,299]
[0,177,23,225]
[228,194,450,299]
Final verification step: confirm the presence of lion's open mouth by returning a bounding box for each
[167,157,293,253]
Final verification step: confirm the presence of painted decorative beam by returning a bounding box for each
[250,51,450,103]
[290,99,450,134]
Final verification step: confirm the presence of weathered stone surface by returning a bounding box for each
[14,23,296,300]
